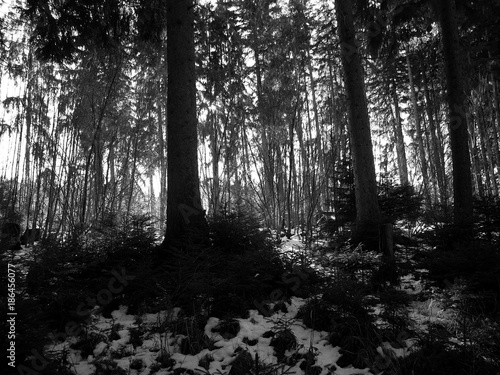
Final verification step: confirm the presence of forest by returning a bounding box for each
[0,0,499,374]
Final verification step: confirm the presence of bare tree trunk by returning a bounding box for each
[390,74,409,186]
[422,115,439,201]
[296,105,311,238]
[81,149,92,224]
[491,78,500,173]
[44,96,60,237]
[149,169,155,216]
[286,99,299,239]
[422,64,447,203]
[335,0,381,242]
[475,91,498,196]
[254,47,275,229]
[127,119,139,216]
[469,121,484,197]
[435,0,474,231]
[23,52,34,228]
[306,49,324,210]
[107,137,117,214]
[406,54,431,206]
[157,96,167,233]
[209,109,221,216]
[165,0,208,244]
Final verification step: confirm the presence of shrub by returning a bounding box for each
[209,210,274,253]
[378,183,423,224]
[157,210,291,318]
[473,196,500,241]
[24,213,160,330]
[420,241,500,298]
[321,182,422,247]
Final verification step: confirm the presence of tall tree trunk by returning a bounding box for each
[306,48,324,210]
[164,0,208,245]
[435,0,474,231]
[254,47,275,229]
[479,78,499,196]
[490,78,500,182]
[422,63,447,203]
[469,121,484,197]
[157,96,167,233]
[335,0,381,242]
[45,97,60,238]
[475,95,498,196]
[149,169,155,216]
[286,98,299,239]
[209,109,221,216]
[24,51,34,228]
[390,74,409,186]
[422,115,439,201]
[127,121,139,216]
[406,54,431,206]
[296,104,311,238]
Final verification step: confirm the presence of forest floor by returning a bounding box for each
[4,232,499,375]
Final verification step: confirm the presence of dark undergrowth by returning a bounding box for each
[2,198,500,375]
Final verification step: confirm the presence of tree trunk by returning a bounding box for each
[435,0,474,232]
[478,79,499,196]
[306,48,324,210]
[127,122,139,216]
[476,98,498,196]
[390,73,409,186]
[469,122,484,197]
[254,47,275,229]
[422,63,447,203]
[335,0,381,243]
[164,0,208,245]
[406,54,431,206]
[209,108,221,216]
[157,96,167,233]
[491,78,500,175]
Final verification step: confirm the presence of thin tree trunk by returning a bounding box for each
[478,103,498,196]
[286,98,299,239]
[127,119,140,216]
[491,78,500,171]
[209,109,220,216]
[390,74,409,186]
[422,115,439,202]
[296,104,311,238]
[406,54,431,206]
[44,95,60,237]
[157,96,167,233]
[306,49,324,210]
[422,62,447,203]
[469,119,484,197]
[254,47,275,229]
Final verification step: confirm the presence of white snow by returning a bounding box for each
[46,296,379,375]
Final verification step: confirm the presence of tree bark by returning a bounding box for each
[406,54,431,206]
[390,73,409,186]
[422,63,447,203]
[335,0,381,243]
[490,78,500,191]
[164,0,208,245]
[491,78,500,174]
[157,95,167,234]
[435,0,474,231]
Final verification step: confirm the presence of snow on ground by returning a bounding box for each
[7,235,449,374]
[47,297,381,375]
